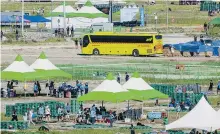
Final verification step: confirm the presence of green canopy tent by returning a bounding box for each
[208,17,220,36]
[77,73,135,103]
[209,17,220,25]
[49,1,108,18]
[123,72,168,112]
[1,55,44,81]
[30,52,72,79]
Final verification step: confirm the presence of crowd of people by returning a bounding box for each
[10,103,72,126]
[76,104,116,127]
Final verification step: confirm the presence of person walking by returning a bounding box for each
[84,82,89,94]
[80,83,84,96]
[1,30,3,41]
[38,105,44,121]
[90,105,96,124]
[15,29,19,41]
[208,80,213,91]
[36,81,41,95]
[45,106,51,122]
[75,38,78,49]
[109,110,115,127]
[125,72,130,82]
[11,111,18,121]
[204,22,208,34]
[117,72,121,83]
[33,82,38,97]
[66,26,69,37]
[79,38,83,48]
[71,26,74,37]
[217,80,220,95]
[28,109,35,126]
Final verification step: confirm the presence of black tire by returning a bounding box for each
[93,49,100,55]
[132,49,139,57]
[190,52,194,57]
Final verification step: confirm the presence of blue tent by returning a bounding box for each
[0,15,11,23]
[24,15,51,23]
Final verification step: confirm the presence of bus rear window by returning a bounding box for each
[155,35,162,39]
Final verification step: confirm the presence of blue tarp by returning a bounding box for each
[0,15,11,23]
[165,40,220,53]
[1,15,30,23]
[24,15,51,22]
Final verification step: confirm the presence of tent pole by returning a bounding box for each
[128,100,129,111]
[24,80,26,98]
[102,101,103,107]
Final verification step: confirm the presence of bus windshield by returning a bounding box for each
[83,35,89,47]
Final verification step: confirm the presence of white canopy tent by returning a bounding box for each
[75,0,126,5]
[49,17,108,28]
[123,77,154,91]
[166,96,218,132]
[52,5,77,13]
[77,6,103,14]
[211,109,220,131]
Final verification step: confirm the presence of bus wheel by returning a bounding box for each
[132,49,139,57]
[93,49,100,55]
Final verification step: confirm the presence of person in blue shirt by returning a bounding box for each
[109,110,115,127]
[90,105,96,124]
[125,72,129,82]
[80,83,84,96]
[33,82,38,97]
[38,105,44,121]
[217,80,220,95]
[85,82,88,94]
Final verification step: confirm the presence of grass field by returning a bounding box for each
[1,1,220,26]
[56,60,220,83]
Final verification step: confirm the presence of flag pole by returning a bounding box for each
[21,0,24,36]
[63,0,66,36]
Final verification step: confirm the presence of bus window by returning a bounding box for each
[90,35,153,43]
[83,35,89,47]
[155,35,162,39]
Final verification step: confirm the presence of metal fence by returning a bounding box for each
[57,63,220,83]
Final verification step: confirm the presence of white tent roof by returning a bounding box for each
[77,6,103,13]
[30,59,59,70]
[3,55,35,73]
[92,80,128,93]
[75,0,126,5]
[30,52,59,70]
[166,96,217,131]
[52,5,77,13]
[4,61,35,73]
[123,77,154,91]
[211,109,220,131]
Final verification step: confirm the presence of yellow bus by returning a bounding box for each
[81,32,163,56]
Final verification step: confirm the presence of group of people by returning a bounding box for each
[76,104,116,127]
[116,72,130,84]
[76,80,89,96]
[6,81,16,98]
[54,26,74,38]
[32,7,44,15]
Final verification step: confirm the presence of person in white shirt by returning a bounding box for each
[28,109,35,126]
[45,106,51,122]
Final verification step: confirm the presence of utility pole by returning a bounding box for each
[21,0,24,36]
[63,0,66,35]
[166,0,169,31]
[109,0,113,23]
[51,0,53,32]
